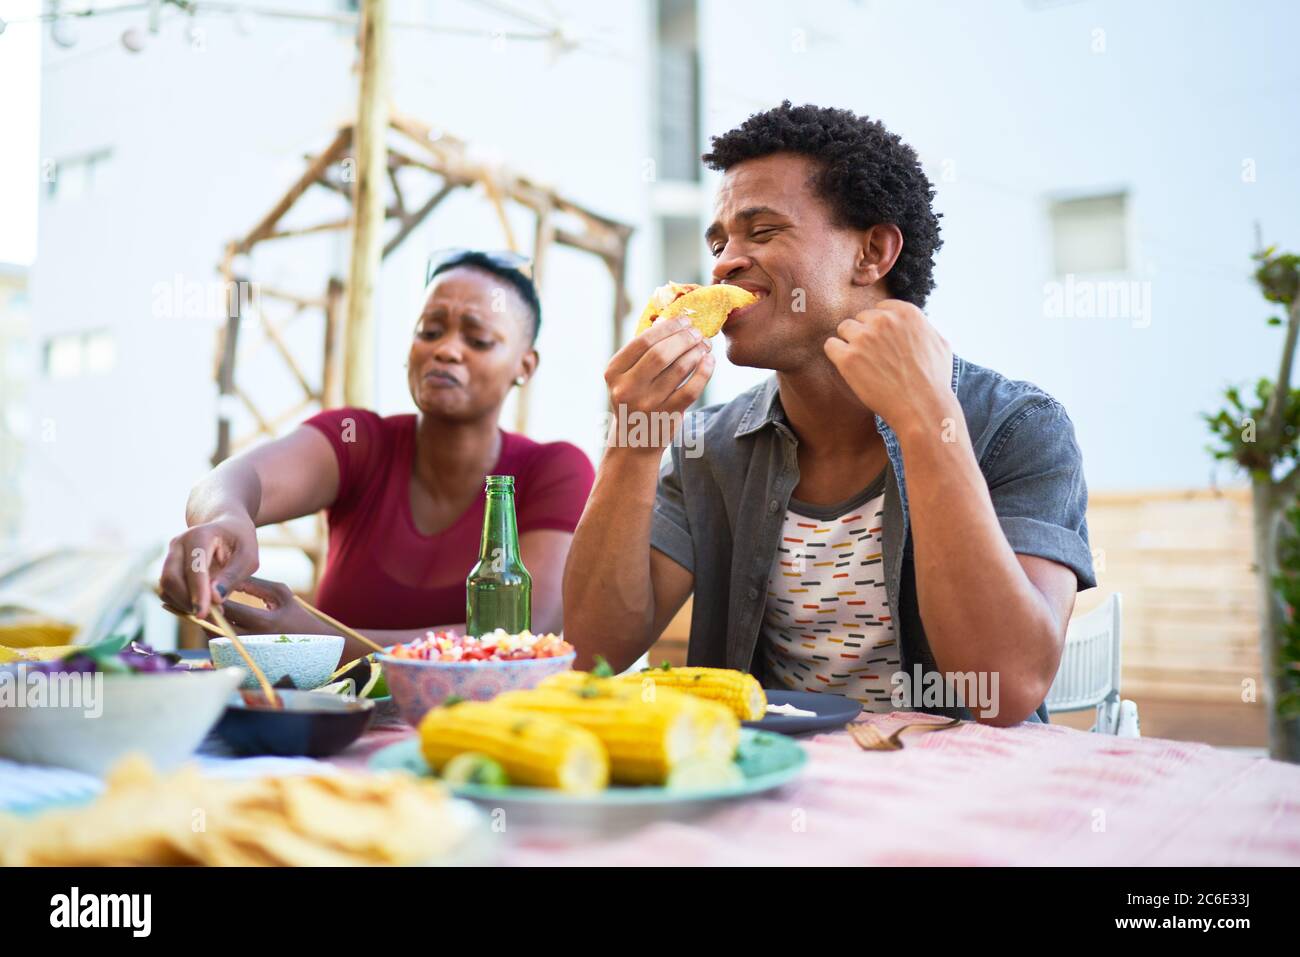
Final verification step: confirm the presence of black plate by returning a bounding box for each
[214,689,374,757]
[743,689,863,735]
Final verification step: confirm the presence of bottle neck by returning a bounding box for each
[479,489,520,562]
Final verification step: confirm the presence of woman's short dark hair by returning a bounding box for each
[702,101,943,307]
[427,250,542,343]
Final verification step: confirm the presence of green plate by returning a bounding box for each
[369,728,806,808]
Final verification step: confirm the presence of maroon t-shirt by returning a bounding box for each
[303,407,594,630]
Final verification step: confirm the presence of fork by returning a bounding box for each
[848,716,963,751]
[848,722,901,751]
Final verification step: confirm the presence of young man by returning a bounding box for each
[564,102,1095,726]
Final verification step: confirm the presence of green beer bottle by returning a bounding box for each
[466,475,532,636]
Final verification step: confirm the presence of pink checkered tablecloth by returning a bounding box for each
[335,710,1300,866]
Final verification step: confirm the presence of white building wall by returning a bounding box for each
[698,0,1300,491]
[27,0,653,551]
[23,0,1300,555]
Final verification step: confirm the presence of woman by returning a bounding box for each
[159,250,594,661]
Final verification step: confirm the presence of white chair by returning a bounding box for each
[618,652,651,676]
[1045,593,1139,736]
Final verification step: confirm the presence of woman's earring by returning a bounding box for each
[514,377,526,387]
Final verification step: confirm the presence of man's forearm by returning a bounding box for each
[563,447,663,669]
[894,398,1061,722]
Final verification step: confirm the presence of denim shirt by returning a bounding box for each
[650,354,1096,724]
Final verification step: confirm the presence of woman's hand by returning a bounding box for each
[160,425,344,619]
[159,514,260,618]
[217,577,339,637]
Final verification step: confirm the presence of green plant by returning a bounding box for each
[1205,246,1300,761]
[1270,502,1300,720]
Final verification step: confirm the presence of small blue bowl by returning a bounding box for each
[208,634,344,691]
[379,651,576,728]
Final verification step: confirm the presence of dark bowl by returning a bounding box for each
[213,689,375,757]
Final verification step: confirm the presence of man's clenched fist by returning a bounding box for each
[824,299,955,432]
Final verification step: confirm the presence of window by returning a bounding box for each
[46,148,113,202]
[1049,192,1128,275]
[45,336,82,379]
[43,330,115,378]
[656,0,699,183]
[660,215,704,285]
[83,330,116,374]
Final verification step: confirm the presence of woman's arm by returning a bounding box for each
[221,525,574,662]
[159,426,340,617]
[520,529,575,636]
[218,579,461,660]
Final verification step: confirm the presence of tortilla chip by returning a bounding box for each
[4,758,469,867]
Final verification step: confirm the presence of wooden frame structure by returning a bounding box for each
[213,113,634,579]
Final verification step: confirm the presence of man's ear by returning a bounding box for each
[850,223,904,290]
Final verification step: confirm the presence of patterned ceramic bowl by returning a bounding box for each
[209,634,344,691]
[379,651,577,728]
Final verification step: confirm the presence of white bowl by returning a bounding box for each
[208,634,345,691]
[0,666,244,776]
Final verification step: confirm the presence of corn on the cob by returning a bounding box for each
[0,620,78,649]
[494,687,700,785]
[0,644,79,663]
[537,670,609,694]
[683,696,741,761]
[538,670,742,761]
[613,667,767,721]
[418,702,608,794]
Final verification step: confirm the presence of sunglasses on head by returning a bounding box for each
[425,248,534,285]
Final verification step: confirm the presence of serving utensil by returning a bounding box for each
[206,604,281,709]
[153,587,226,638]
[173,610,224,638]
[291,594,386,655]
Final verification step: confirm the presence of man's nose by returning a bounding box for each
[711,248,752,284]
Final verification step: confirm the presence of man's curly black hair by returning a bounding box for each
[702,101,943,307]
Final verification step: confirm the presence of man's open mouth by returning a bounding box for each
[724,281,769,300]
[724,283,770,323]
